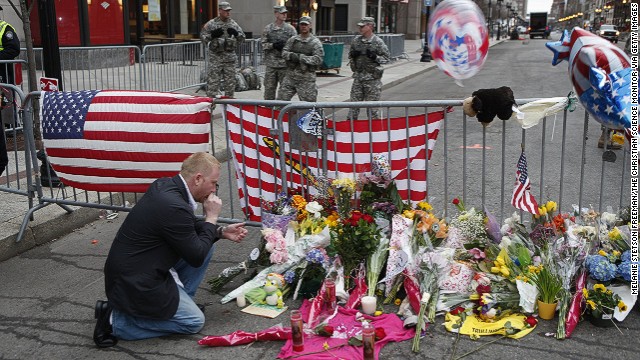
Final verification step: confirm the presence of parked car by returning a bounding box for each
[598,24,619,43]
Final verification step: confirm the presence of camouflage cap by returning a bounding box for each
[357,17,375,26]
[273,5,288,13]
[299,16,312,25]
[218,2,232,10]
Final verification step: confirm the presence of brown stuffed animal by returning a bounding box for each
[463,86,516,126]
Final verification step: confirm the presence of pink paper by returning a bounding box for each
[278,300,414,359]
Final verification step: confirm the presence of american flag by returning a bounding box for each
[39,90,212,192]
[225,105,447,221]
[511,150,539,215]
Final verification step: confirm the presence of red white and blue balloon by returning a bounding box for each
[428,0,489,84]
[546,27,632,133]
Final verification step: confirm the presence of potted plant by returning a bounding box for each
[530,264,563,320]
[583,283,627,328]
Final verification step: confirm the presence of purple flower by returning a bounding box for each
[284,270,296,284]
[468,248,486,260]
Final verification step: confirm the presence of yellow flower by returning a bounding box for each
[528,265,538,273]
[325,212,339,228]
[469,294,480,300]
[291,195,307,210]
[582,288,589,298]
[593,284,606,292]
[608,227,622,240]
[417,201,433,212]
[394,298,402,306]
[545,201,557,213]
[612,132,625,145]
[606,290,613,295]
[374,310,383,316]
[598,250,607,256]
[402,210,415,220]
[491,266,501,274]
[500,267,510,277]
[538,206,547,216]
[612,250,621,257]
[495,257,506,267]
[618,301,627,312]
[586,300,596,310]
[323,341,330,350]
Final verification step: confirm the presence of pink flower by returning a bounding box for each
[468,248,486,260]
[269,251,288,264]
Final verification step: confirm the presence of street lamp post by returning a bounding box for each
[420,0,433,62]
[488,0,493,40]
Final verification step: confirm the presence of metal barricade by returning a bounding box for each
[9,94,630,242]
[378,34,408,59]
[236,39,265,73]
[141,41,204,92]
[21,46,143,91]
[215,98,630,222]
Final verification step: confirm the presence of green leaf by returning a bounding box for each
[348,336,363,346]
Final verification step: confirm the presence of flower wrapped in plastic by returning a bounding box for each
[221,226,331,304]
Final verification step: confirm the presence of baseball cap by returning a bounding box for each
[218,2,232,10]
[273,5,288,13]
[357,17,375,26]
[299,16,312,25]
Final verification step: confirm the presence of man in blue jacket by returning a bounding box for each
[94,152,248,347]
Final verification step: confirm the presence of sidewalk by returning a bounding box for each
[0,38,505,261]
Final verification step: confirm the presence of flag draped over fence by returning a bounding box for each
[39,90,212,192]
[225,105,448,221]
[511,149,539,215]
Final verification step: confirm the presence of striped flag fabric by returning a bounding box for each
[511,150,539,215]
[39,90,212,192]
[225,105,447,221]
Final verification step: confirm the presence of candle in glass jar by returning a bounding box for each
[290,310,304,352]
[362,322,375,360]
[324,278,336,312]
[361,295,377,315]
[236,293,246,307]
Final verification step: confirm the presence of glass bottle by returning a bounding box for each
[362,322,375,360]
[290,310,304,352]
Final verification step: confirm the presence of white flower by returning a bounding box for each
[499,236,512,249]
[305,201,324,218]
[600,212,617,226]
[485,308,497,319]
[265,242,275,253]
[421,292,431,304]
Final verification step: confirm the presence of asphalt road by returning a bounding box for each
[0,35,637,359]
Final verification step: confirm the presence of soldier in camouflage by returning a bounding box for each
[261,6,297,100]
[200,2,245,98]
[348,17,390,119]
[277,16,324,102]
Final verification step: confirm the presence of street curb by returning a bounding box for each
[0,206,100,262]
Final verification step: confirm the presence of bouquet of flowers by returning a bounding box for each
[448,201,490,250]
[328,210,381,289]
[529,200,562,246]
[583,283,627,318]
[331,177,356,219]
[286,248,331,299]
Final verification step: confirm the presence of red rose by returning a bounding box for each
[362,214,374,223]
[315,324,334,337]
[476,284,491,295]
[449,306,465,315]
[374,327,386,340]
[525,315,538,327]
[452,198,460,205]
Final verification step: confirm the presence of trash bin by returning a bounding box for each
[320,42,343,73]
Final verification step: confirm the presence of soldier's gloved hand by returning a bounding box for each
[227,28,239,37]
[273,41,286,51]
[350,49,361,58]
[288,53,300,63]
[366,49,377,60]
[211,28,225,38]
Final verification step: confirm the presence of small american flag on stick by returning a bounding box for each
[511,149,539,215]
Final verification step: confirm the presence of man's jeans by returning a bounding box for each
[111,246,215,340]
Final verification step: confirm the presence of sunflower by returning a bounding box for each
[593,284,606,292]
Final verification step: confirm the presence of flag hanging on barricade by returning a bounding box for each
[39,90,212,192]
[511,149,539,215]
[225,105,448,221]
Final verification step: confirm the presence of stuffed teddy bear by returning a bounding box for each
[245,273,285,308]
[462,86,516,126]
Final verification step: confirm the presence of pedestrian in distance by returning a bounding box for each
[0,9,19,177]
[262,6,297,100]
[277,16,324,102]
[348,17,390,120]
[93,152,248,347]
[200,2,245,98]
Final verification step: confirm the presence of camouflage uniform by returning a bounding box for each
[348,34,390,119]
[201,17,245,97]
[262,22,297,100]
[277,34,324,102]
